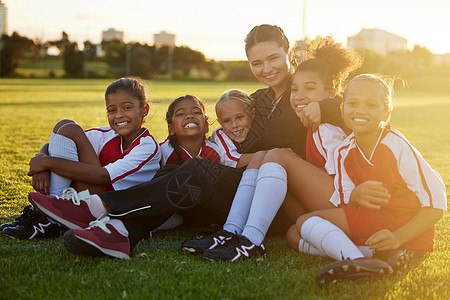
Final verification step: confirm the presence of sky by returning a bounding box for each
[4,0,450,61]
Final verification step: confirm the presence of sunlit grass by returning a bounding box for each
[0,79,449,299]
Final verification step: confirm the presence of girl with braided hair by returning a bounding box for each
[159,95,220,166]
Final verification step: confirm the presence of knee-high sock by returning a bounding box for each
[298,238,374,257]
[241,163,287,246]
[48,133,79,196]
[300,216,364,260]
[223,169,258,234]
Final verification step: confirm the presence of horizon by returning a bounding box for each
[3,0,450,60]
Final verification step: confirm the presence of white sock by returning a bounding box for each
[223,169,259,234]
[297,238,374,258]
[152,213,183,232]
[89,194,108,219]
[298,238,326,256]
[107,219,128,237]
[242,163,287,246]
[357,246,374,257]
[301,216,364,260]
[48,133,79,196]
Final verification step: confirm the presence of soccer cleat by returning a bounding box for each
[181,229,234,254]
[316,257,394,284]
[202,234,266,262]
[63,216,130,259]
[373,248,414,273]
[1,205,41,231]
[28,188,98,229]
[1,213,65,240]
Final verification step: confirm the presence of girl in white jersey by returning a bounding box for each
[289,74,446,282]
[1,78,161,240]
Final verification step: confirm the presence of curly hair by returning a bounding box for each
[295,36,363,94]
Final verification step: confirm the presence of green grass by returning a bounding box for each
[0,79,449,299]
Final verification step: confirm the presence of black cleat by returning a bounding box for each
[1,211,65,240]
[373,248,414,273]
[202,234,266,262]
[1,205,40,231]
[316,257,393,284]
[181,229,234,254]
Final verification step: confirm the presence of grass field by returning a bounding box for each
[0,78,449,299]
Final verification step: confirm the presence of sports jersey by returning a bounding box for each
[85,127,161,192]
[210,127,242,168]
[331,128,447,255]
[305,123,349,175]
[159,138,221,166]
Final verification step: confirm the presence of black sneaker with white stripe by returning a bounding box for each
[1,205,39,231]
[1,210,65,240]
[181,229,234,254]
[202,234,266,262]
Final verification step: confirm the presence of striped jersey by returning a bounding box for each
[305,123,349,175]
[159,138,221,166]
[210,127,242,168]
[85,127,161,192]
[331,128,446,209]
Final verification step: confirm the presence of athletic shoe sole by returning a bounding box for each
[28,194,83,230]
[373,249,414,273]
[316,257,394,284]
[63,230,130,260]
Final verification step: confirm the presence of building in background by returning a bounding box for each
[0,0,7,36]
[154,31,176,49]
[347,28,408,56]
[101,28,123,42]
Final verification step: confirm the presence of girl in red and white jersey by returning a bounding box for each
[2,78,161,240]
[27,77,161,195]
[288,74,446,267]
[159,95,220,167]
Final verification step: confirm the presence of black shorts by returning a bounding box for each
[98,158,244,249]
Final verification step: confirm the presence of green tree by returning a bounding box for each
[0,32,35,77]
[63,42,84,77]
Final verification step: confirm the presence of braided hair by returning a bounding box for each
[165,95,207,165]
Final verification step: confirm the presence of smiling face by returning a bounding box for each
[247,41,291,95]
[216,98,254,144]
[168,98,208,139]
[106,89,148,146]
[290,70,335,119]
[341,81,391,138]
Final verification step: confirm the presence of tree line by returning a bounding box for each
[1,31,450,90]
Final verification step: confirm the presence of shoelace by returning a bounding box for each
[87,216,111,234]
[21,206,46,226]
[60,187,90,206]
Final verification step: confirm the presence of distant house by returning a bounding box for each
[102,28,124,42]
[154,31,176,49]
[0,0,7,36]
[347,28,408,56]
[434,53,450,64]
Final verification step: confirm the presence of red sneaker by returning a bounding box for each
[28,188,97,229]
[63,217,130,259]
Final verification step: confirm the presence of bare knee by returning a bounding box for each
[286,224,300,250]
[262,148,291,166]
[54,120,84,139]
[246,150,268,169]
[53,119,77,133]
